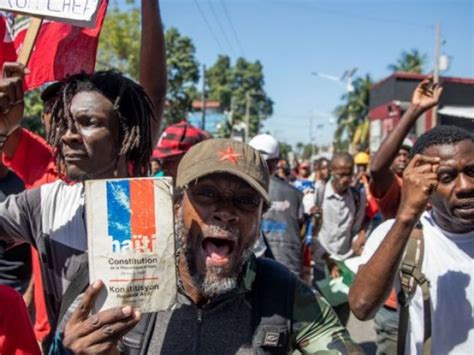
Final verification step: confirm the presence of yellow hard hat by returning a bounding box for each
[354,152,370,165]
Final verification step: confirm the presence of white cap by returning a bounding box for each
[402,138,414,149]
[248,134,280,160]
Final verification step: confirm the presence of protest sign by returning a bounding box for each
[0,0,102,27]
[0,0,106,90]
[86,178,177,314]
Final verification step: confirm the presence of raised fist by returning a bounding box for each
[399,154,440,220]
[0,62,26,136]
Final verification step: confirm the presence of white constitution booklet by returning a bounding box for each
[85,177,177,313]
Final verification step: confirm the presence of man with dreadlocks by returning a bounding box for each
[1,0,166,186]
[0,69,154,351]
[0,0,166,349]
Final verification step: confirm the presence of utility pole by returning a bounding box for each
[229,96,236,126]
[432,21,441,128]
[309,115,314,158]
[245,91,251,142]
[201,65,207,130]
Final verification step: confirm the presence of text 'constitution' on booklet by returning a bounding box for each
[85,177,177,313]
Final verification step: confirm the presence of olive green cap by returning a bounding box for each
[176,138,270,203]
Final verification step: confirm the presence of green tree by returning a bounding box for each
[206,56,273,137]
[205,55,233,110]
[302,143,316,160]
[278,142,292,160]
[22,89,46,137]
[333,74,372,151]
[97,4,141,78]
[388,49,427,74]
[165,27,200,125]
[97,3,199,126]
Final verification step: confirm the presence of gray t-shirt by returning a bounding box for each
[0,180,87,325]
[261,176,304,275]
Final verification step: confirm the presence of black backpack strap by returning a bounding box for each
[119,312,157,355]
[315,184,326,209]
[0,240,6,258]
[58,264,90,326]
[44,263,90,354]
[397,224,431,355]
[261,232,275,260]
[252,257,297,354]
[348,186,361,214]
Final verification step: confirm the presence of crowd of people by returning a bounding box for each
[0,1,473,354]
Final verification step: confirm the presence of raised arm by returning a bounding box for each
[349,154,440,320]
[369,78,442,197]
[0,63,56,186]
[140,0,167,147]
[0,62,26,153]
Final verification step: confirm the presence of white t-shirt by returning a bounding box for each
[361,211,474,355]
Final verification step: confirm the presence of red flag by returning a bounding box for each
[0,1,107,90]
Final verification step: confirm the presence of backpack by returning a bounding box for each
[397,224,432,355]
[120,257,297,354]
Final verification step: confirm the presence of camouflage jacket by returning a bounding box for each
[120,255,362,354]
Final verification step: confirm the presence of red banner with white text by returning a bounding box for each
[0,0,107,90]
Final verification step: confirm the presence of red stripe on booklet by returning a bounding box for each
[130,180,156,252]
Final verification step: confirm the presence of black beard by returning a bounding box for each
[175,207,254,298]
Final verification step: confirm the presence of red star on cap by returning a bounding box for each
[218,145,242,165]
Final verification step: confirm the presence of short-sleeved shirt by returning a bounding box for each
[3,128,61,341]
[361,211,474,354]
[369,175,402,220]
[0,285,41,355]
[316,181,366,258]
[0,180,86,327]
[261,176,304,274]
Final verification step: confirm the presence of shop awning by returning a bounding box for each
[438,106,474,120]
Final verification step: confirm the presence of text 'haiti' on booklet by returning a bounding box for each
[85,177,177,313]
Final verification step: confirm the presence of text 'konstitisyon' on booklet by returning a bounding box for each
[86,177,177,313]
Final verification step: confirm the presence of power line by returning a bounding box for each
[207,0,237,56]
[219,0,246,57]
[264,0,434,30]
[193,0,226,53]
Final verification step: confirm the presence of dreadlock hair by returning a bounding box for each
[41,81,63,114]
[410,126,473,158]
[47,70,156,177]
